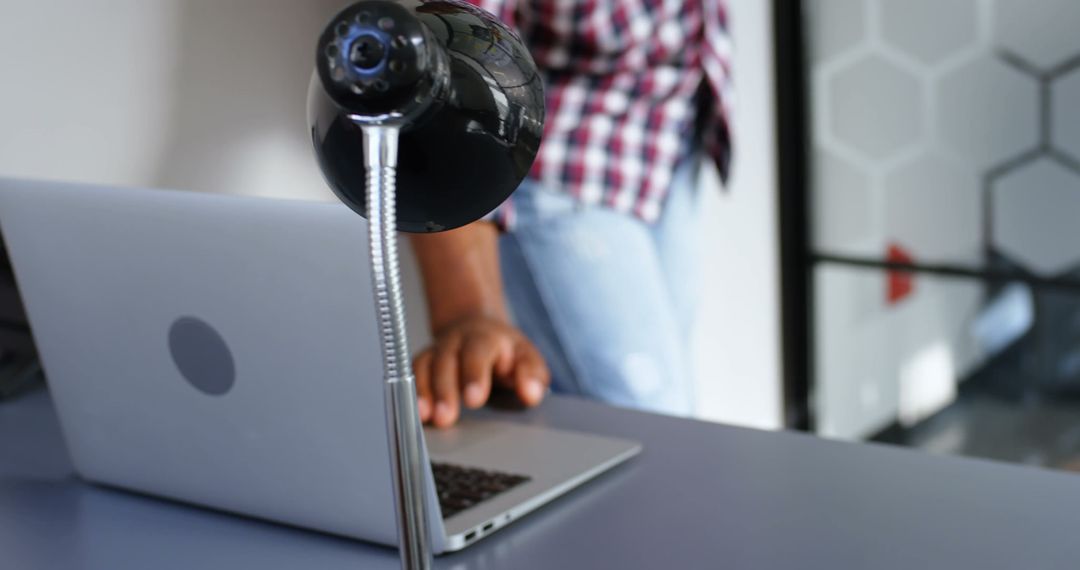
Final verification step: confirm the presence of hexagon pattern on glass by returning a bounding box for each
[880,0,978,65]
[809,0,1080,265]
[883,152,982,264]
[806,0,866,62]
[936,56,1040,170]
[827,54,924,161]
[813,148,877,256]
[1052,69,1080,165]
[807,0,1080,440]
[991,158,1080,277]
[994,0,1080,70]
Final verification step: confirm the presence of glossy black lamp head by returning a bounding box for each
[308,0,545,232]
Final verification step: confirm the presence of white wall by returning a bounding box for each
[0,0,347,198]
[0,2,182,187]
[692,0,784,429]
[0,0,783,429]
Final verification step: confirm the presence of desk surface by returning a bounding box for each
[2,389,1079,569]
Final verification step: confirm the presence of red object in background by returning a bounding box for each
[886,243,915,306]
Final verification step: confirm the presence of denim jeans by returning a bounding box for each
[499,158,704,416]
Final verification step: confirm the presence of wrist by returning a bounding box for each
[410,221,510,337]
[430,304,510,337]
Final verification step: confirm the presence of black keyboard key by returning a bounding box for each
[431,462,531,519]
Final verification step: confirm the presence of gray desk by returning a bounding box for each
[3,389,1079,569]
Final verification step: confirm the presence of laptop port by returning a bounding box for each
[482,522,494,532]
[465,531,477,542]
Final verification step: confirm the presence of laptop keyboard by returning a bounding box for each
[431,462,531,519]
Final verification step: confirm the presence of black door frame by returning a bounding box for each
[773,0,814,431]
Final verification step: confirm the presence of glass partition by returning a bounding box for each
[795,0,1080,472]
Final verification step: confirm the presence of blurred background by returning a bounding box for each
[797,0,1080,472]
[1,0,1079,474]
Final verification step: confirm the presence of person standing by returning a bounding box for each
[410,0,733,427]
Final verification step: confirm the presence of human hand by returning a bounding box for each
[413,316,550,428]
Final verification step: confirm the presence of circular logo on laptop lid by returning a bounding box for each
[168,317,236,396]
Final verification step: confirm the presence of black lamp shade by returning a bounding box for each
[308,0,545,233]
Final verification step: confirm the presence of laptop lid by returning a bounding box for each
[0,178,446,552]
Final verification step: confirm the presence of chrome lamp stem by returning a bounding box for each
[362,124,433,570]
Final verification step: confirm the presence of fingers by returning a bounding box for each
[414,323,550,429]
[431,343,461,428]
[510,339,550,407]
[459,334,501,410]
[493,334,516,379]
[413,350,433,423]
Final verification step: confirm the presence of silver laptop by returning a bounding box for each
[0,178,640,553]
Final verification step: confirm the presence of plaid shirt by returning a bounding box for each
[471,0,733,227]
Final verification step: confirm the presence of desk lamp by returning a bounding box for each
[307,1,544,568]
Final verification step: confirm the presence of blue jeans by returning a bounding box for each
[499,159,704,416]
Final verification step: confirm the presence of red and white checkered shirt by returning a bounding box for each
[470,0,733,227]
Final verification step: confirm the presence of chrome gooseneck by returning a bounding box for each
[364,124,431,569]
